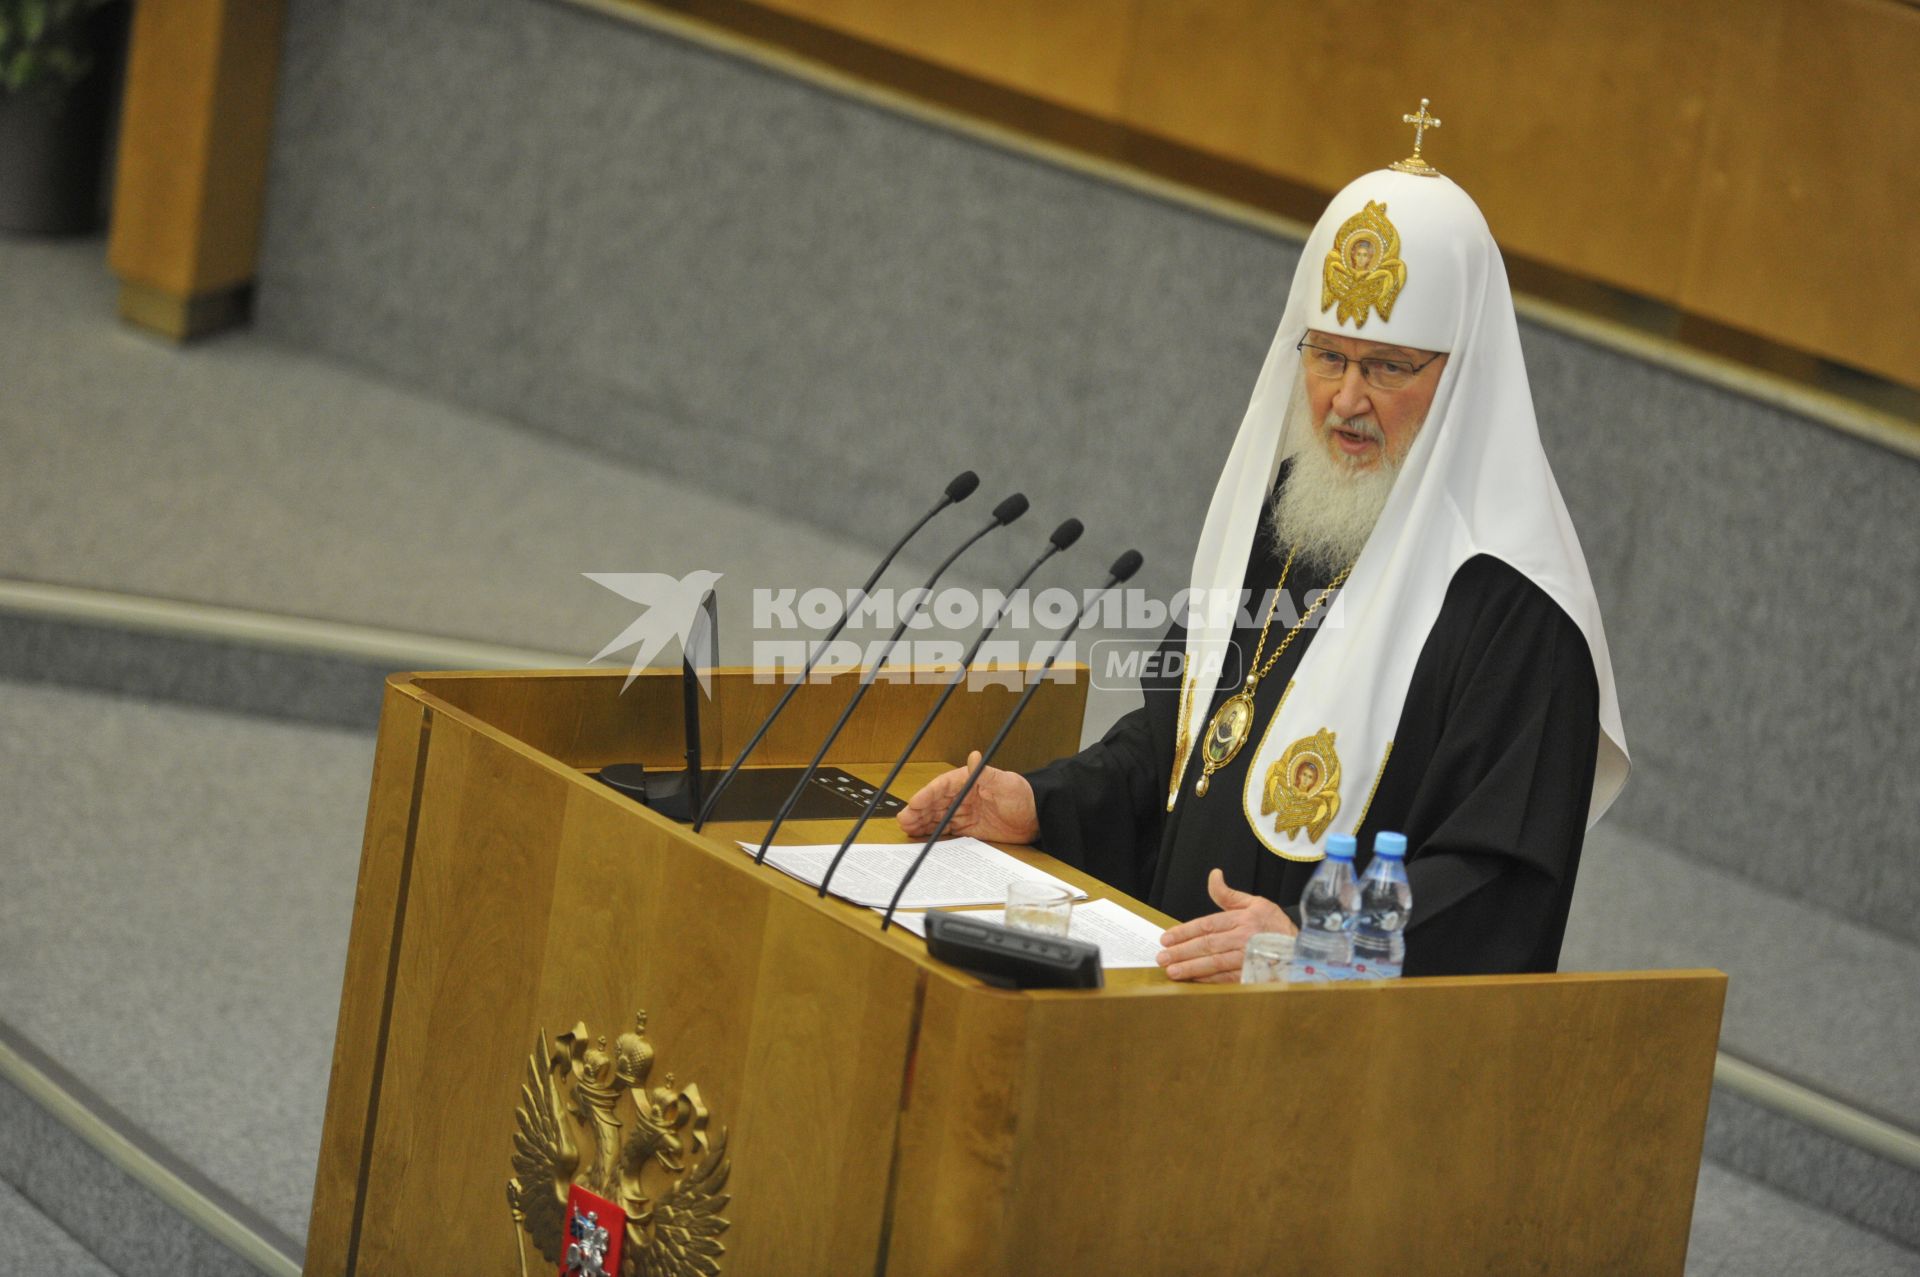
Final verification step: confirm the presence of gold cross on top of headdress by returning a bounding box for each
[1390,98,1442,177]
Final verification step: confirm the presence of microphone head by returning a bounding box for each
[1049,518,1084,551]
[1109,549,1144,583]
[991,493,1030,525]
[945,471,981,502]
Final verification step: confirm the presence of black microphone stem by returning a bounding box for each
[751,509,1019,864]
[816,543,1065,898]
[694,477,971,831]
[880,561,1136,930]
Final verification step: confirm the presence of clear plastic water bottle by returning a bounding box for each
[1290,833,1359,983]
[1351,831,1412,980]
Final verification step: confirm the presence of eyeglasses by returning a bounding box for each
[1296,338,1442,391]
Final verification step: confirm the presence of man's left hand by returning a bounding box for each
[1157,868,1297,983]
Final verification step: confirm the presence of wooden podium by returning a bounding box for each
[304,667,1724,1276]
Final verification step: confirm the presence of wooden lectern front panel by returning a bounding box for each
[888,970,1724,1275]
[324,679,931,1274]
[309,670,1723,1277]
[406,666,1084,774]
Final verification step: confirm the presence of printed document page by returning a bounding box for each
[737,837,1086,910]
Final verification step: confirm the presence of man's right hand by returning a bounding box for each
[897,750,1040,844]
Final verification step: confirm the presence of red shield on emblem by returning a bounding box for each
[559,1184,626,1277]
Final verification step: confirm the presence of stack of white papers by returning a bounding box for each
[886,899,1168,969]
[736,836,1087,912]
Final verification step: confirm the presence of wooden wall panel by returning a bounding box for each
[1118,0,1721,297]
[108,0,1915,377]
[1677,0,1920,386]
[703,0,1920,388]
[765,0,1134,116]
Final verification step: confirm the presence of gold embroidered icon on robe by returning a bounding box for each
[1262,728,1343,842]
[1320,201,1407,328]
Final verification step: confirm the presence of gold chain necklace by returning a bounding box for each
[1193,547,1353,798]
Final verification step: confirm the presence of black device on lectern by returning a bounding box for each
[924,911,1103,989]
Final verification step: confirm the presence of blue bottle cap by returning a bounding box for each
[1373,831,1408,858]
[1325,833,1357,860]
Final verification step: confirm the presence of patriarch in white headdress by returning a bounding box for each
[1167,130,1629,859]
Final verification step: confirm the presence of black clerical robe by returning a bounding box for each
[1026,536,1600,977]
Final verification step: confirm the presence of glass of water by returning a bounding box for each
[1004,881,1074,937]
[1240,931,1295,984]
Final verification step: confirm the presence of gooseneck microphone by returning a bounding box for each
[750,493,1030,864]
[880,548,1143,930]
[816,517,1084,900]
[693,471,979,831]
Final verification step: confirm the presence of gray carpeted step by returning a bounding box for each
[0,1027,297,1277]
[1703,1084,1920,1257]
[0,1178,117,1277]
[1564,825,1920,1248]
[1687,1162,1920,1276]
[0,682,371,1245]
[0,235,900,659]
[0,237,1144,746]
[0,608,397,731]
[1565,825,1919,1132]
[0,239,1092,672]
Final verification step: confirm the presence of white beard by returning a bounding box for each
[1267,379,1404,577]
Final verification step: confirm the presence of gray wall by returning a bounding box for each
[255,0,1920,940]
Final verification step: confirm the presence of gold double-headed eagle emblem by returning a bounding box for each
[508,1012,732,1276]
[1261,728,1343,843]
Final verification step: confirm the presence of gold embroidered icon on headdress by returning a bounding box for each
[1320,201,1407,329]
[1261,728,1343,843]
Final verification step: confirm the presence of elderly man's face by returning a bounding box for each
[1302,329,1446,472]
